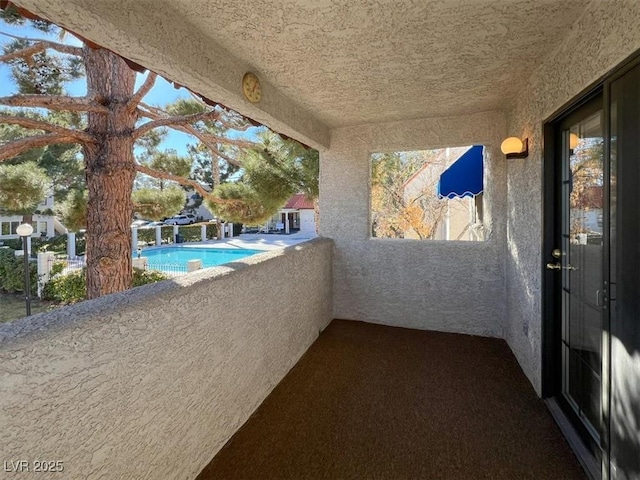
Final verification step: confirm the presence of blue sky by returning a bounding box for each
[0,20,260,156]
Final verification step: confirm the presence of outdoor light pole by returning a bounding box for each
[16,223,33,317]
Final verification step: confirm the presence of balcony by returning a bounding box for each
[198,319,584,479]
[1,238,582,479]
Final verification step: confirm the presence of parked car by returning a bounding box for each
[131,219,149,228]
[164,214,196,225]
[138,221,165,228]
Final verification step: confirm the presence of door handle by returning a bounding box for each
[546,263,578,271]
[596,289,607,307]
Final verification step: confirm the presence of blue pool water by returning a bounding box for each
[137,246,264,269]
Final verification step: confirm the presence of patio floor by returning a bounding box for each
[197,320,585,480]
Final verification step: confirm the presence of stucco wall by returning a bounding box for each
[0,238,333,479]
[505,0,640,394]
[320,111,507,337]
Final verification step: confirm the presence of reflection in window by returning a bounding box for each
[569,112,604,246]
[370,146,485,241]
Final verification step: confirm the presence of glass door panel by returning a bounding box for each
[560,109,605,442]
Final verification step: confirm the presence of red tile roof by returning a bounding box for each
[284,194,315,210]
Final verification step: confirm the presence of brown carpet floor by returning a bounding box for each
[197,320,585,480]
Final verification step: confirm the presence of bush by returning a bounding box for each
[138,223,218,245]
[132,268,169,287]
[0,248,38,295]
[0,237,47,256]
[42,266,170,304]
[41,268,86,304]
[178,224,204,242]
[137,227,156,245]
[37,232,86,255]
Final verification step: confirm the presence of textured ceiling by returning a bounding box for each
[169,0,587,127]
[14,0,587,130]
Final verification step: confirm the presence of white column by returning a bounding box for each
[228,223,234,238]
[131,227,138,252]
[285,215,290,234]
[26,236,32,256]
[173,225,179,243]
[36,251,55,298]
[155,226,162,246]
[67,232,76,258]
[201,224,207,242]
[220,223,226,239]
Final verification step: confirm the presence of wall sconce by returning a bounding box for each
[500,137,529,159]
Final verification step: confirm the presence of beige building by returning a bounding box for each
[2,2,640,479]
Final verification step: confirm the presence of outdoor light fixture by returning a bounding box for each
[500,136,529,159]
[16,223,33,316]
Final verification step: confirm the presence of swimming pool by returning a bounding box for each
[136,246,264,270]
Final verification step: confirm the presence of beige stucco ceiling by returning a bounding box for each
[14,0,587,145]
[174,0,586,126]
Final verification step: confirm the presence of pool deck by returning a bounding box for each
[144,231,318,252]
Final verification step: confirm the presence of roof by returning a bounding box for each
[283,194,315,210]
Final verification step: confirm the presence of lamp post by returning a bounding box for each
[16,223,33,317]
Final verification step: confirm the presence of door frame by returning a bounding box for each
[542,50,640,480]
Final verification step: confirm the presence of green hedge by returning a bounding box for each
[178,224,219,241]
[0,237,49,257]
[42,267,170,304]
[137,224,218,245]
[35,232,86,256]
[0,248,38,295]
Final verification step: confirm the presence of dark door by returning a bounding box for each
[549,96,607,471]
[608,61,640,480]
[545,59,640,480]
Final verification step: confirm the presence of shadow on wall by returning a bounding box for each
[506,231,537,338]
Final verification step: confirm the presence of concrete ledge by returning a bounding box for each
[0,237,333,479]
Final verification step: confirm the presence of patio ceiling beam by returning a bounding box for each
[12,0,331,150]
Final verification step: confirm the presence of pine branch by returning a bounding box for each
[137,106,244,166]
[0,94,109,113]
[0,114,94,144]
[135,163,240,207]
[128,72,157,110]
[209,145,241,166]
[0,34,83,61]
[0,133,79,162]
[133,109,223,139]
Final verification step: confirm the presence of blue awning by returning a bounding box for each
[437,145,484,199]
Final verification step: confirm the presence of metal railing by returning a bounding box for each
[47,255,85,275]
[145,261,188,277]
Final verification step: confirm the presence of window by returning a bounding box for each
[1,221,21,236]
[370,146,485,241]
[38,221,48,235]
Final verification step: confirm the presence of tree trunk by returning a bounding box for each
[21,213,33,226]
[83,47,137,299]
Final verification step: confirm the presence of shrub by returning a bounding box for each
[37,232,86,255]
[42,267,169,304]
[0,237,47,256]
[137,227,156,245]
[132,268,169,287]
[178,224,203,242]
[41,268,86,304]
[0,248,38,295]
